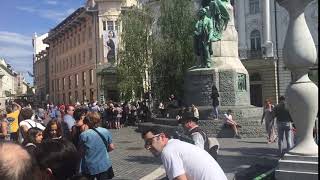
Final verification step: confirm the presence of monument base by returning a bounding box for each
[275,153,318,180]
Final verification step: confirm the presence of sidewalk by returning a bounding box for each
[109,127,279,180]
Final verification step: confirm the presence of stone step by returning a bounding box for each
[137,122,183,138]
[153,118,179,126]
[275,169,318,180]
[278,159,318,173]
[282,154,318,162]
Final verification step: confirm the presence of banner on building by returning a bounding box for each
[103,30,118,63]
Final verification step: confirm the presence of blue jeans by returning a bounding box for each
[213,106,219,119]
[277,122,293,155]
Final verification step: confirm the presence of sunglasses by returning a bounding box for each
[144,134,161,148]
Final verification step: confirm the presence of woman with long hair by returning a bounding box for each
[211,85,220,120]
[43,119,63,140]
[261,99,276,143]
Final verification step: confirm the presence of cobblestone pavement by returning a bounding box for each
[109,127,280,180]
[109,127,162,180]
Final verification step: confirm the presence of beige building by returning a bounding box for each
[44,7,98,104]
[34,49,49,104]
[42,0,137,104]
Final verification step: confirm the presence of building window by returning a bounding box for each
[63,93,66,104]
[88,27,92,39]
[83,51,86,64]
[78,34,81,45]
[115,21,119,31]
[89,69,94,84]
[52,80,54,91]
[63,77,65,90]
[83,90,86,102]
[57,79,60,91]
[68,92,72,104]
[249,0,260,14]
[250,30,261,50]
[89,48,93,60]
[82,71,86,86]
[75,74,79,87]
[107,21,114,31]
[69,76,72,89]
[102,20,106,31]
[75,91,78,102]
[90,88,94,102]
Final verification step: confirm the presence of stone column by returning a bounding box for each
[236,0,247,55]
[276,0,318,156]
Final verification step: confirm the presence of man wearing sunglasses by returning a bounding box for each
[142,128,227,180]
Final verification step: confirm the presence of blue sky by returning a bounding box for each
[0,0,86,84]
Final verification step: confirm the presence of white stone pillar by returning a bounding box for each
[276,0,318,156]
[236,0,247,51]
[262,0,274,58]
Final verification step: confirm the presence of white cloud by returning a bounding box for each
[0,31,31,46]
[46,0,58,5]
[0,31,33,83]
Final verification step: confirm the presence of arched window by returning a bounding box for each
[249,0,260,14]
[250,30,261,50]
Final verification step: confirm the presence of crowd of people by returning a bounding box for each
[0,99,152,180]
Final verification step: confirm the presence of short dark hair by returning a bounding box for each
[20,108,34,120]
[279,96,285,101]
[35,139,80,180]
[227,109,232,113]
[0,142,34,180]
[141,128,169,139]
[73,108,87,121]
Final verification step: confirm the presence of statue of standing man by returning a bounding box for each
[194,8,214,68]
[194,0,230,68]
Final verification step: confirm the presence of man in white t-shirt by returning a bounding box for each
[142,128,227,180]
[19,108,46,142]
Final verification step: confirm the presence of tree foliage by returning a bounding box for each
[117,7,153,101]
[117,0,196,102]
[151,0,196,101]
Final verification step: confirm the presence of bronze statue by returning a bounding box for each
[194,0,230,68]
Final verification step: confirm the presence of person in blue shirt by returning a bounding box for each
[79,112,115,179]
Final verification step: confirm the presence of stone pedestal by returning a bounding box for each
[275,154,318,180]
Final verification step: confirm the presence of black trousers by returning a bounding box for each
[84,167,114,180]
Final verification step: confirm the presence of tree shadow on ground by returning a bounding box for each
[219,147,279,158]
[124,155,162,165]
[238,140,269,144]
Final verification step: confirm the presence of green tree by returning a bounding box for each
[151,0,196,101]
[117,7,153,101]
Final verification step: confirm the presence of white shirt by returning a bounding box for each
[161,139,227,180]
[19,119,46,130]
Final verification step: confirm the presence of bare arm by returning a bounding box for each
[108,143,115,152]
[174,174,188,180]
[12,102,22,111]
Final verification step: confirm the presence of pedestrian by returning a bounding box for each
[223,109,241,139]
[34,138,80,180]
[261,99,276,143]
[79,112,115,179]
[19,108,46,143]
[191,104,199,119]
[211,85,219,120]
[5,101,21,141]
[22,127,43,156]
[43,119,63,140]
[180,111,208,150]
[71,108,88,148]
[64,105,76,132]
[272,96,293,156]
[0,114,10,141]
[142,128,227,180]
[0,142,35,180]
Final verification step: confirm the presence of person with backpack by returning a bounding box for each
[179,111,219,159]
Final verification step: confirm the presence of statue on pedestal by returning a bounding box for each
[194,0,230,68]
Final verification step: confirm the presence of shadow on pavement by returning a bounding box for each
[237,140,269,144]
[124,155,162,165]
[219,147,279,158]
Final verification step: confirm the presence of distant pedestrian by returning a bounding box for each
[211,85,219,120]
[272,96,293,156]
[191,104,199,119]
[158,101,165,118]
[261,99,276,143]
[142,128,227,180]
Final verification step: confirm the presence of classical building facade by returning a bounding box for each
[44,7,98,104]
[42,0,137,104]
[234,0,318,106]
[34,49,49,104]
